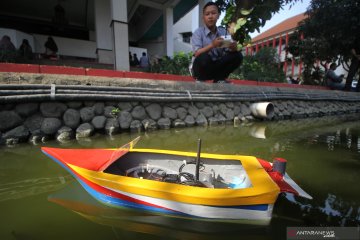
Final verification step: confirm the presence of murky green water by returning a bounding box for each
[0,115,359,240]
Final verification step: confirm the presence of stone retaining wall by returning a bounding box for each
[1,100,359,146]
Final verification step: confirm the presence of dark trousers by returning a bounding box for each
[192,51,243,81]
[345,57,359,91]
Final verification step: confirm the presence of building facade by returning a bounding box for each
[246,13,307,79]
[0,0,210,71]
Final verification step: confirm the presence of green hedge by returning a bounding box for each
[149,48,287,83]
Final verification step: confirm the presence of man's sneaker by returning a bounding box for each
[195,79,204,83]
[215,79,231,84]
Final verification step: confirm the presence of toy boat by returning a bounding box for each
[42,137,311,224]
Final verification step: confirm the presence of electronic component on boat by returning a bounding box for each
[124,160,250,189]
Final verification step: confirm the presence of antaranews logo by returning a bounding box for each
[287,227,359,240]
[287,229,336,239]
[296,230,335,238]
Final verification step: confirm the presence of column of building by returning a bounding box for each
[94,0,113,66]
[164,7,174,57]
[93,0,203,71]
[110,0,130,71]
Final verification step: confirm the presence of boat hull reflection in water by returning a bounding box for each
[48,181,270,239]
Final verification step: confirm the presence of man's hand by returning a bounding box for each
[228,42,238,52]
[351,48,360,60]
[212,37,224,48]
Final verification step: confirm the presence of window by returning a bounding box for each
[181,32,192,44]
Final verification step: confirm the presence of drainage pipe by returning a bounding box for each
[250,102,275,119]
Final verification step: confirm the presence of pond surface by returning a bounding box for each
[0,115,359,240]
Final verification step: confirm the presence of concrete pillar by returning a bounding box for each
[191,5,199,32]
[94,0,113,65]
[110,0,129,71]
[164,7,174,57]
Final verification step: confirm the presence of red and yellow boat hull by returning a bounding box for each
[42,146,310,223]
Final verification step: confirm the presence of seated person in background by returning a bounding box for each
[44,36,58,58]
[345,40,360,91]
[0,35,16,51]
[139,52,150,70]
[293,77,302,84]
[288,76,300,84]
[132,53,140,66]
[191,2,243,83]
[0,35,16,62]
[129,52,133,65]
[19,39,33,60]
[325,63,345,90]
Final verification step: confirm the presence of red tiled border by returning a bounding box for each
[231,79,259,86]
[40,65,86,75]
[86,68,124,78]
[123,71,194,82]
[0,63,40,73]
[0,62,330,90]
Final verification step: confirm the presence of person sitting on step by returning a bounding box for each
[325,63,345,90]
[191,2,242,84]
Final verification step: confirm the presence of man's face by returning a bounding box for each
[203,5,219,28]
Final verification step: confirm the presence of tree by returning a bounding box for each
[150,52,192,76]
[287,0,360,85]
[215,0,301,47]
[230,47,286,83]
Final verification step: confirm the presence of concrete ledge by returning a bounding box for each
[0,62,330,90]
[2,72,359,104]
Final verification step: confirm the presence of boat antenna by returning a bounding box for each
[195,138,201,181]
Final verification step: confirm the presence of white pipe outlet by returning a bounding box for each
[250,102,274,119]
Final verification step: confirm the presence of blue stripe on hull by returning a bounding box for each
[216,204,268,211]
